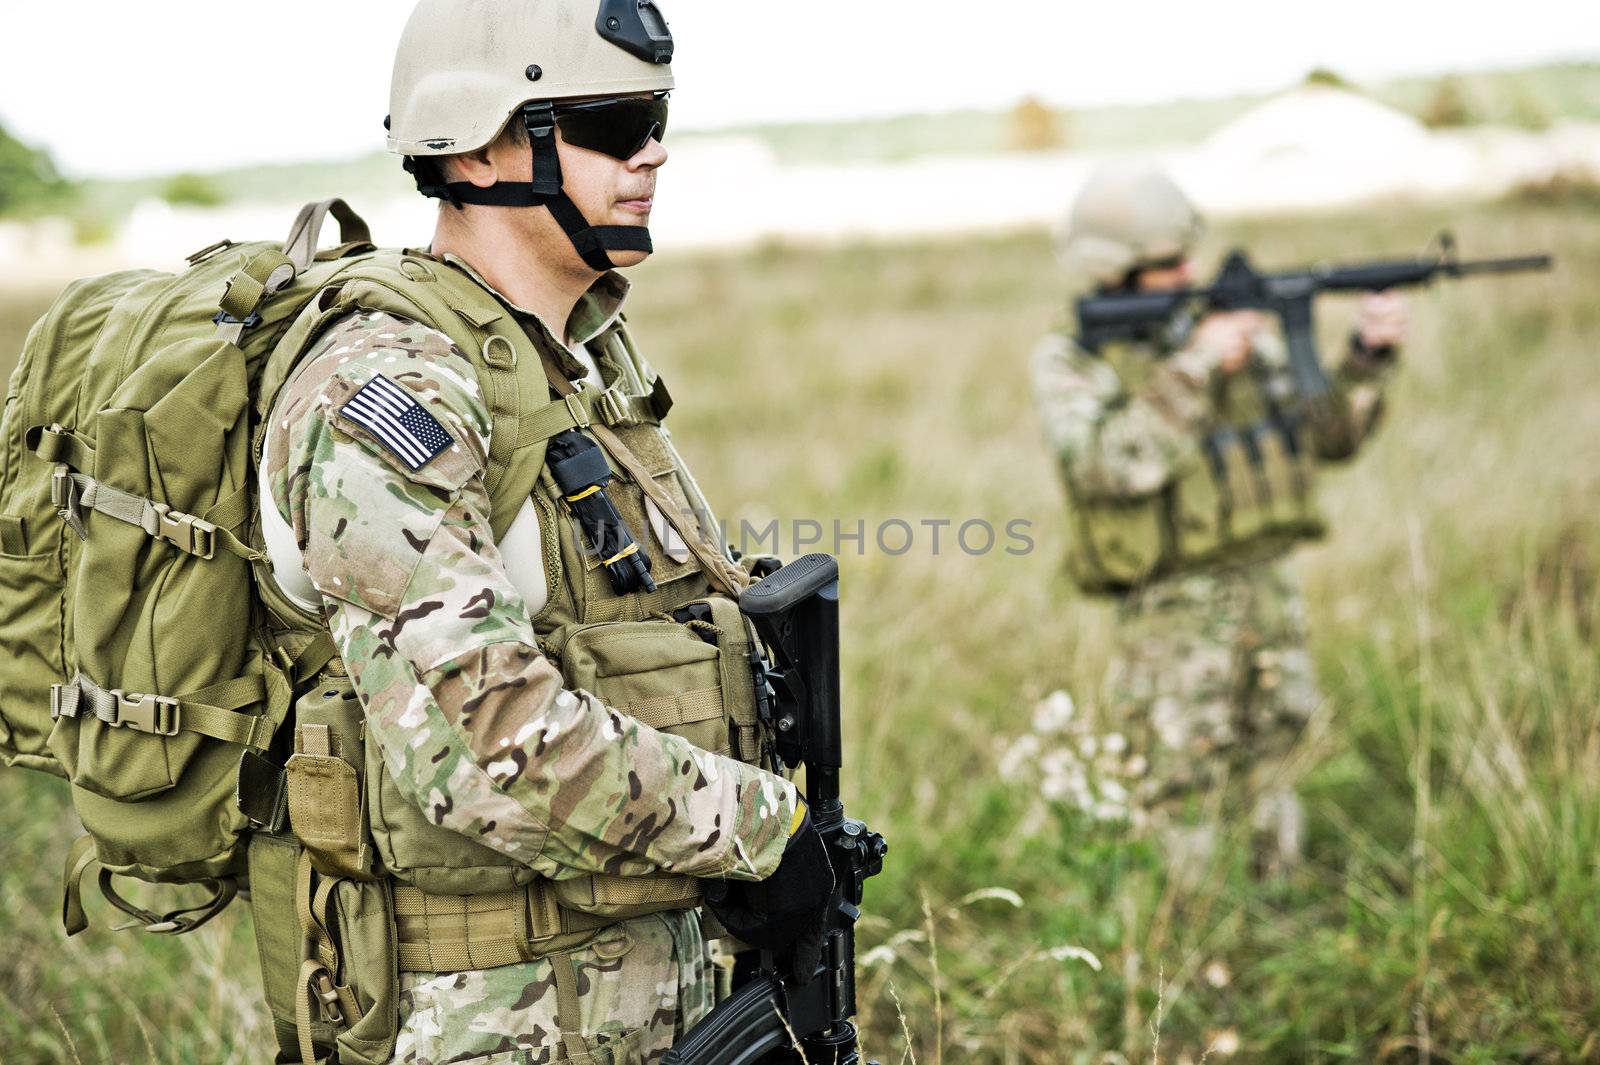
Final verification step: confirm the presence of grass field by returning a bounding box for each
[1,190,1598,1064]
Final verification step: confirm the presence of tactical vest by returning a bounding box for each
[1065,338,1327,594]
[248,252,768,1063]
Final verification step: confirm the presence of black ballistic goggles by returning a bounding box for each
[552,93,670,160]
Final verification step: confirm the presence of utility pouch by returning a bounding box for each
[676,594,764,765]
[1068,490,1170,593]
[248,832,400,1065]
[286,676,378,881]
[38,332,281,905]
[551,595,756,760]
[46,339,264,803]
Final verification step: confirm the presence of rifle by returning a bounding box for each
[665,554,889,1065]
[1075,232,1553,398]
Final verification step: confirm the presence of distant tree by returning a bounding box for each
[1008,96,1068,152]
[1422,77,1476,128]
[1304,67,1353,90]
[161,172,227,208]
[1508,166,1600,209]
[0,121,71,216]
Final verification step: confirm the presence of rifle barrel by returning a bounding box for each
[1450,254,1554,276]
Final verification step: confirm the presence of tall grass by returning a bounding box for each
[2,194,1597,1063]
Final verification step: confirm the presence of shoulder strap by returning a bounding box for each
[539,355,748,599]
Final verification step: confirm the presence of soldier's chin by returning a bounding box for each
[607,246,653,270]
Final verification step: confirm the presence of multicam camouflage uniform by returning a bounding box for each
[1032,318,1393,862]
[264,276,798,1062]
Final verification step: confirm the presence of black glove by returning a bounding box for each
[704,807,835,976]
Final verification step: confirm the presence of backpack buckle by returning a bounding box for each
[51,466,88,540]
[594,387,637,428]
[150,503,218,559]
[312,968,346,1024]
[110,691,181,737]
[212,310,263,330]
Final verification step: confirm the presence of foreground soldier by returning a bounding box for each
[254,2,829,1060]
[1031,164,1407,873]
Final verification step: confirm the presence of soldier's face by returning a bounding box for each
[554,123,668,269]
[475,97,668,273]
[1135,258,1195,293]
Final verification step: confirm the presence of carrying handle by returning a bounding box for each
[284,199,374,274]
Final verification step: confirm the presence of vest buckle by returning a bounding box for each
[594,387,637,428]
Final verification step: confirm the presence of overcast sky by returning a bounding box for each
[2,1,1596,179]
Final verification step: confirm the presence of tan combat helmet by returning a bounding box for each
[388,0,676,270]
[1056,163,1203,288]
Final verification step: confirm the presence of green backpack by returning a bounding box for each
[0,200,394,935]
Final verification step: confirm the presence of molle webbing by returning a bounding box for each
[390,876,698,973]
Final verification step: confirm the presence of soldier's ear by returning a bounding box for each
[446,145,501,190]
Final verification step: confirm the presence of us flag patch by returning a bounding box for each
[340,375,455,471]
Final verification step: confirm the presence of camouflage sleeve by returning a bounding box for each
[1318,337,1398,460]
[1030,329,1211,500]
[1252,328,1397,461]
[269,310,798,882]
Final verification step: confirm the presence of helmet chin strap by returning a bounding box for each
[411,103,652,272]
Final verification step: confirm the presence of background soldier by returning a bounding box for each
[1031,163,1409,874]
[255,2,831,1060]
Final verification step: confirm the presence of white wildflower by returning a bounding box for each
[1205,1028,1240,1056]
[998,733,1042,777]
[1032,690,1077,734]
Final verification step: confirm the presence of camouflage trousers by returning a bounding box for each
[392,909,715,1065]
[1111,557,1322,864]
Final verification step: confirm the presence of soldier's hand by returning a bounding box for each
[702,804,834,975]
[1355,291,1408,351]
[1193,311,1264,375]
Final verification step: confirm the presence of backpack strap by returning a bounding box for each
[217,248,296,345]
[28,425,264,562]
[61,835,238,937]
[263,254,679,546]
[280,257,556,543]
[516,380,670,446]
[50,671,272,747]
